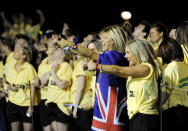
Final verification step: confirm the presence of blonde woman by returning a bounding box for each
[87,39,161,131]
[57,24,132,131]
[5,44,38,131]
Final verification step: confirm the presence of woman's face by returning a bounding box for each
[125,47,137,66]
[100,33,113,52]
[148,27,163,43]
[169,29,176,39]
[46,43,56,56]
[13,45,24,60]
[15,38,28,47]
[54,48,64,62]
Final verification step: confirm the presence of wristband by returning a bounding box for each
[99,65,103,72]
[95,62,98,71]
[72,36,79,50]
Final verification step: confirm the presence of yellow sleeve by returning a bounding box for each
[140,63,154,80]
[27,65,37,84]
[38,64,43,79]
[75,59,87,77]
[38,62,46,79]
[57,63,73,82]
[5,52,14,64]
[38,58,49,79]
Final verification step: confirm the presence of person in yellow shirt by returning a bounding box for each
[5,40,38,131]
[4,35,34,89]
[57,24,132,131]
[176,20,188,64]
[87,39,161,131]
[37,31,58,130]
[69,39,100,131]
[70,55,95,131]
[0,37,15,102]
[45,43,73,131]
[157,37,188,131]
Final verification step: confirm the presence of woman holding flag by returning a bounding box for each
[57,24,133,131]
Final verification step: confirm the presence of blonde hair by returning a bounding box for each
[126,39,161,75]
[103,24,132,53]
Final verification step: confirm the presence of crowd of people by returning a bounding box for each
[0,9,188,131]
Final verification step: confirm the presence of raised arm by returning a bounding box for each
[40,72,50,88]
[87,60,151,78]
[58,39,100,61]
[36,9,45,26]
[50,62,69,89]
[0,11,12,29]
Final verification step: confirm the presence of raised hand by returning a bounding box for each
[36,9,43,15]
[57,38,74,48]
[51,61,61,74]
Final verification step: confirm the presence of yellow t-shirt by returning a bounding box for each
[4,53,17,81]
[5,52,16,64]
[38,57,54,100]
[46,62,73,115]
[126,63,159,119]
[6,62,38,106]
[70,57,96,109]
[3,53,17,95]
[162,61,188,110]
[181,45,188,64]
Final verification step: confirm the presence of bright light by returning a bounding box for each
[121,11,132,20]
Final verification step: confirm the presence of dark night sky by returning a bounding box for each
[0,1,187,37]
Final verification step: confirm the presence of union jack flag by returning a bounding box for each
[91,51,129,131]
